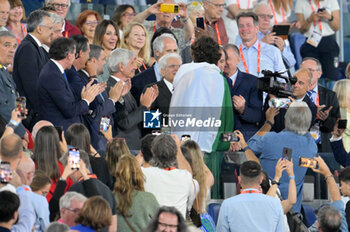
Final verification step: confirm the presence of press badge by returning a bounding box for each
[307,30,322,47]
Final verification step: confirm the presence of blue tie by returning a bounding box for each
[307,90,316,104]
[63,72,68,84]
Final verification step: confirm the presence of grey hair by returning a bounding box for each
[188,2,204,16]
[59,191,87,210]
[301,57,322,72]
[89,44,103,60]
[0,31,16,40]
[45,0,71,7]
[49,12,64,25]
[152,33,177,59]
[317,205,342,232]
[285,101,312,135]
[224,43,239,56]
[253,2,270,13]
[151,134,178,169]
[27,10,51,33]
[158,53,182,70]
[106,48,135,74]
[45,222,70,232]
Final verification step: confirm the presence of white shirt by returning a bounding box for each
[110,75,121,83]
[163,78,173,93]
[229,70,239,86]
[295,0,339,37]
[142,167,195,219]
[51,59,64,74]
[154,62,162,82]
[29,34,42,47]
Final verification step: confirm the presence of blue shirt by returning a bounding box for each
[70,224,95,232]
[248,130,318,212]
[12,187,36,232]
[216,190,285,232]
[235,38,286,77]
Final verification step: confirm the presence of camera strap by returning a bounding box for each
[239,41,261,74]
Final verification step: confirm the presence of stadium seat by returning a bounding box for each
[301,204,317,227]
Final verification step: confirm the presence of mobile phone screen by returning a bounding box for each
[338,119,347,129]
[69,148,80,170]
[0,162,12,184]
[282,147,292,161]
[100,117,110,132]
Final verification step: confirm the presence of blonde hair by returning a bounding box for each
[272,0,293,14]
[114,155,145,217]
[121,22,150,66]
[182,140,207,213]
[333,79,350,108]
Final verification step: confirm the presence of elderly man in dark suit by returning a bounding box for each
[37,37,100,130]
[13,10,52,130]
[106,48,158,153]
[301,57,340,152]
[223,44,263,141]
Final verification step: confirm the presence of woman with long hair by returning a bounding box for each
[33,126,73,202]
[121,22,151,74]
[114,155,159,231]
[76,10,101,44]
[262,0,293,24]
[6,0,26,44]
[112,4,136,38]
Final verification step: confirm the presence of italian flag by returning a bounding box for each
[169,62,234,153]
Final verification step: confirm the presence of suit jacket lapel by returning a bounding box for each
[232,70,243,93]
[158,80,172,99]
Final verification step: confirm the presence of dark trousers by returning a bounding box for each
[300,34,339,80]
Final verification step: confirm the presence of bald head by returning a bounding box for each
[32,120,54,140]
[0,134,22,161]
[17,154,35,186]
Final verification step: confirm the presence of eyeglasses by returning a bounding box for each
[166,64,181,69]
[122,13,136,17]
[158,222,178,229]
[65,208,80,214]
[40,25,54,31]
[50,3,69,9]
[257,14,273,19]
[85,20,100,26]
[207,2,226,8]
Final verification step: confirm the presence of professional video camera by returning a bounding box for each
[257,70,297,98]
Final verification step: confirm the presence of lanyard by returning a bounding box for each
[237,0,250,9]
[64,31,69,38]
[239,41,261,74]
[153,21,157,33]
[241,189,261,194]
[214,23,222,45]
[269,0,285,25]
[78,174,97,182]
[8,23,27,45]
[164,167,176,171]
[137,62,148,73]
[316,89,319,107]
[309,0,322,31]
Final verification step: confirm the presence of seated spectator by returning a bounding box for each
[248,102,318,212]
[71,196,112,232]
[308,157,348,231]
[217,46,227,73]
[330,120,350,167]
[142,134,194,218]
[121,22,151,74]
[30,170,51,198]
[136,134,156,168]
[133,0,193,51]
[33,126,73,202]
[0,0,10,32]
[76,10,101,44]
[45,0,81,37]
[56,192,87,227]
[44,222,70,232]
[6,0,26,45]
[112,5,136,39]
[144,206,188,232]
[114,155,159,231]
[0,190,20,231]
[217,161,285,231]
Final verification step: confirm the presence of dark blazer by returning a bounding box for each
[149,79,172,115]
[107,76,147,150]
[318,85,341,152]
[13,34,49,113]
[37,60,89,130]
[62,20,81,37]
[131,64,157,105]
[262,94,317,133]
[226,70,263,140]
[331,139,349,167]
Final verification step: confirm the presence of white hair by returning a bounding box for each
[152,33,177,59]
[106,48,135,74]
[285,101,312,135]
[59,191,87,210]
[49,12,64,24]
[45,0,70,7]
[158,53,182,70]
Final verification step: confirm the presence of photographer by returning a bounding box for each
[247,102,317,212]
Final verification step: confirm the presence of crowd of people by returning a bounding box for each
[0,0,350,231]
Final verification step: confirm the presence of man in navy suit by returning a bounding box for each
[331,122,350,167]
[131,33,178,104]
[37,37,100,130]
[13,10,52,130]
[223,44,263,140]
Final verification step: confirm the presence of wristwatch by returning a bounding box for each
[271,180,280,185]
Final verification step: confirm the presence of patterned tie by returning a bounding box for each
[307,90,316,104]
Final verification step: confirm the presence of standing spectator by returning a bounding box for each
[76,10,101,44]
[330,119,350,167]
[248,102,318,212]
[30,170,52,197]
[261,0,293,25]
[6,0,26,45]
[13,10,52,130]
[188,1,205,44]
[339,167,350,230]
[45,0,81,37]
[235,12,285,77]
[114,155,159,231]
[0,191,20,231]
[203,0,228,45]
[41,12,64,53]
[121,22,151,75]
[45,222,70,232]
[0,0,10,31]
[57,192,87,227]
[295,0,340,81]
[112,5,136,39]
[136,134,156,168]
[216,161,285,231]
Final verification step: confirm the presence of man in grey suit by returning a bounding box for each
[106,48,158,153]
[0,31,25,137]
